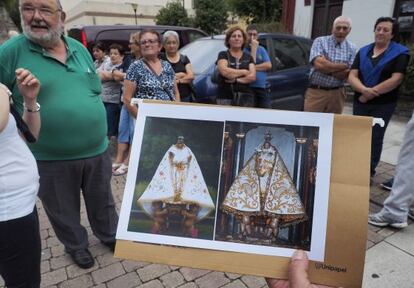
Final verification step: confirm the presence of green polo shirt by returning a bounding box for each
[0,35,108,160]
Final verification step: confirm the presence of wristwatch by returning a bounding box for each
[23,102,41,113]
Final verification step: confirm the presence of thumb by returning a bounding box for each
[289,250,311,288]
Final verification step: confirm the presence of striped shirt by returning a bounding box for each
[309,35,356,87]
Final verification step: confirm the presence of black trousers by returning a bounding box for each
[353,101,397,176]
[0,208,41,288]
[37,150,118,252]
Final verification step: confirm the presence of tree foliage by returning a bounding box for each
[228,0,282,24]
[193,0,228,35]
[155,0,192,27]
[3,0,21,31]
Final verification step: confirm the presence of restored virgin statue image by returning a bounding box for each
[135,136,216,237]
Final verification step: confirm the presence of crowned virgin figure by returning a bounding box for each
[137,136,215,228]
[222,132,307,239]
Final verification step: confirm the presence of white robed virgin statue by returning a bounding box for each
[137,136,215,220]
[222,132,307,238]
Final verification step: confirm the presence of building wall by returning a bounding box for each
[293,1,313,38]
[292,0,395,48]
[61,0,195,30]
[343,0,395,48]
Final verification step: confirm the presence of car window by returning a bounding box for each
[272,38,308,70]
[188,31,208,43]
[258,38,268,51]
[180,39,226,74]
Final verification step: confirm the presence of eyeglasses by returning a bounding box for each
[139,39,159,46]
[21,5,61,17]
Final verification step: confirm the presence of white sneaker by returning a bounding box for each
[368,213,407,228]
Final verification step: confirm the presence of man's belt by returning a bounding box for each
[309,84,343,90]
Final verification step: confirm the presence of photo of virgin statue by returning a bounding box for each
[127,117,223,240]
[137,136,215,237]
[216,123,319,250]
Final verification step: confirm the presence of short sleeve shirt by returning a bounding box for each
[351,49,410,104]
[309,35,356,87]
[244,45,271,89]
[216,50,254,99]
[160,53,192,99]
[126,59,175,100]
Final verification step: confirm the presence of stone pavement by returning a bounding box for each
[1,109,413,288]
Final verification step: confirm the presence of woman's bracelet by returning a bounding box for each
[23,102,41,113]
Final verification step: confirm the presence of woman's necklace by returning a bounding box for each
[167,53,180,63]
[372,45,387,58]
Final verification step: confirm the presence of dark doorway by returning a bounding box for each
[394,0,414,43]
[311,0,344,39]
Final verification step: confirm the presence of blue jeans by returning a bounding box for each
[104,102,120,137]
[117,105,135,144]
[0,208,41,288]
[353,101,396,176]
[252,87,271,108]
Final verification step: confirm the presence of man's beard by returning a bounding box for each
[22,19,63,48]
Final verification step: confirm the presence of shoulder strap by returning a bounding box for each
[9,104,36,143]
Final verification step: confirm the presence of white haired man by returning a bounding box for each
[0,0,118,269]
[304,16,356,114]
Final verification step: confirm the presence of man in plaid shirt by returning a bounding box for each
[304,16,356,114]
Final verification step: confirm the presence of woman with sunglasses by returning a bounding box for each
[348,17,410,178]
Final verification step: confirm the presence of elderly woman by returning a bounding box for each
[97,43,124,138]
[0,70,41,287]
[161,30,195,102]
[92,42,109,70]
[216,25,256,106]
[348,17,410,177]
[123,29,180,120]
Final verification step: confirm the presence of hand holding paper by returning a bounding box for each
[266,250,337,288]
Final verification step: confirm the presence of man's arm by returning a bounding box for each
[313,56,349,74]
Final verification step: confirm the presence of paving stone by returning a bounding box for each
[366,240,375,250]
[363,241,414,288]
[179,267,210,281]
[40,229,49,240]
[42,248,52,261]
[92,284,106,288]
[40,268,67,287]
[96,252,121,267]
[225,272,241,280]
[222,279,248,288]
[137,279,164,288]
[240,275,266,288]
[66,263,99,279]
[195,271,230,288]
[137,264,171,282]
[367,229,385,244]
[50,254,72,270]
[385,223,414,255]
[58,274,94,288]
[41,260,51,274]
[106,272,141,288]
[377,227,396,238]
[51,245,66,258]
[89,244,110,257]
[122,260,149,272]
[46,236,61,248]
[160,271,185,288]
[91,262,125,284]
[177,283,197,288]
